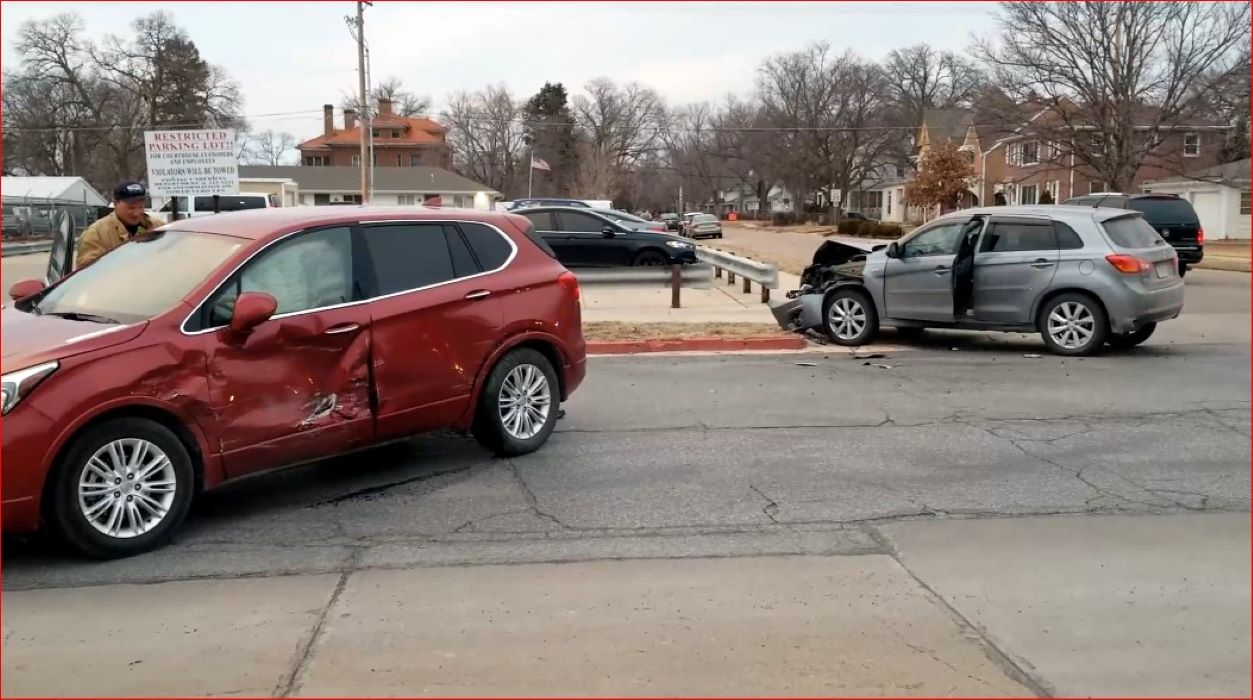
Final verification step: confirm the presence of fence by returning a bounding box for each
[1,197,108,242]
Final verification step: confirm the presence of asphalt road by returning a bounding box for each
[2,261,1247,587]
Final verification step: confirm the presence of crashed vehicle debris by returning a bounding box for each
[771,206,1184,357]
[1,207,586,558]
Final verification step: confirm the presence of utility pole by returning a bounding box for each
[349,1,372,202]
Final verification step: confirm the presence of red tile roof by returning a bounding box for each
[299,116,447,149]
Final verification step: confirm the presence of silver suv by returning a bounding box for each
[771,205,1184,356]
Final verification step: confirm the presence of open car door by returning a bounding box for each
[44,208,76,285]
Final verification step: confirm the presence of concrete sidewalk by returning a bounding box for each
[581,271,800,325]
[4,513,1247,697]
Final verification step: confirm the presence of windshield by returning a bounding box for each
[695,215,717,222]
[33,231,244,324]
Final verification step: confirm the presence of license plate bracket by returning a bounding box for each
[1155,261,1172,278]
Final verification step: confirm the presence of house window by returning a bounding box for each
[1183,132,1200,157]
[411,154,423,167]
[396,154,403,166]
[372,129,380,139]
[1241,191,1251,215]
[1021,141,1039,166]
[1019,184,1038,205]
[1089,181,1106,194]
[1088,133,1104,155]
[1046,180,1060,202]
[392,129,400,139]
[351,155,361,167]
[305,156,329,167]
[886,191,893,217]
[397,194,418,205]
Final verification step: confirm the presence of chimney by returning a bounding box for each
[378,97,394,118]
[323,104,334,137]
[344,108,358,131]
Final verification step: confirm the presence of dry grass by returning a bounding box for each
[584,322,787,342]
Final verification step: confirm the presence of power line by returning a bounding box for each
[2,109,327,133]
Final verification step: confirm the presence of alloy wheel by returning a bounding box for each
[1047,301,1096,350]
[77,438,177,539]
[829,296,867,341]
[499,364,552,440]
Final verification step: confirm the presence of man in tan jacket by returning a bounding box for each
[75,181,166,269]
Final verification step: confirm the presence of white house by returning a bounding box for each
[1,176,108,207]
[1145,159,1251,240]
[237,166,503,210]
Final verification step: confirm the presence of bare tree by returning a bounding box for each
[573,78,667,178]
[663,103,732,210]
[244,130,296,166]
[342,76,431,117]
[974,1,1251,190]
[884,43,985,129]
[441,84,525,195]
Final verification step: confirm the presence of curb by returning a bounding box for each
[587,336,807,355]
[1196,258,1250,273]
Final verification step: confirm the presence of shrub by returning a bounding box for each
[874,223,904,239]
[770,212,797,226]
[838,218,860,235]
[1038,190,1055,205]
[855,220,877,237]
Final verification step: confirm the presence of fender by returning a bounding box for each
[42,395,224,495]
[453,329,571,431]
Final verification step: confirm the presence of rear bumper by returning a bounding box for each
[1102,279,1186,334]
[1174,245,1204,265]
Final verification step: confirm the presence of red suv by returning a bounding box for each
[2,207,586,557]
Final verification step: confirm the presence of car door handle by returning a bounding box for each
[324,323,360,335]
[934,266,951,275]
[1030,259,1055,269]
[464,290,492,300]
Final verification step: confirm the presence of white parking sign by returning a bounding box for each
[144,129,239,197]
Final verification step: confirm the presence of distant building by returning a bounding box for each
[0,176,108,207]
[298,99,452,169]
[238,165,502,210]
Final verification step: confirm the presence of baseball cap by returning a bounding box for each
[113,181,147,202]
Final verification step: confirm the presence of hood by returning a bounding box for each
[1,306,147,373]
[810,236,882,266]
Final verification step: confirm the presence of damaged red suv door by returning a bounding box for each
[185,225,376,478]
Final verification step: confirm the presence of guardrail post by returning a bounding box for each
[761,287,770,303]
[715,266,722,279]
[670,264,681,309]
[727,270,736,285]
[742,277,751,294]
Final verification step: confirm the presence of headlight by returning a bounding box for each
[665,240,693,249]
[1,361,58,415]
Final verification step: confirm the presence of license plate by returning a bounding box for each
[1155,261,1172,278]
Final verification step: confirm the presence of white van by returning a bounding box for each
[153,192,278,219]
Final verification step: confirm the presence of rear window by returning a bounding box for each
[1054,222,1085,250]
[1128,197,1199,224]
[518,221,557,259]
[459,222,513,270]
[695,214,717,222]
[1102,215,1166,248]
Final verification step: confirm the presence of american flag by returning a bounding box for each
[530,157,551,172]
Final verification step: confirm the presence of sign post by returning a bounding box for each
[144,129,239,217]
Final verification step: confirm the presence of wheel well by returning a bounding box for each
[1033,288,1109,331]
[632,248,668,264]
[511,339,567,399]
[41,406,206,516]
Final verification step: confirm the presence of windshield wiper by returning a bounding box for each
[40,311,121,325]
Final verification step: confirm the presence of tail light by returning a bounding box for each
[1106,254,1151,274]
[558,270,581,301]
[1197,227,1205,244]
[649,225,666,232]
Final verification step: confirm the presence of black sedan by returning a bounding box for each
[516,207,698,267]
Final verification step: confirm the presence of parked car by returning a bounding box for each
[516,206,697,267]
[770,205,1183,356]
[507,198,592,211]
[1061,193,1203,276]
[840,211,878,223]
[679,212,704,236]
[1,206,586,557]
[659,213,681,231]
[155,193,278,219]
[688,213,723,239]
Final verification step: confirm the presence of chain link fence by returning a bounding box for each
[1,197,109,242]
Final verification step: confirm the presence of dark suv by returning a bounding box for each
[516,207,697,267]
[1062,193,1203,275]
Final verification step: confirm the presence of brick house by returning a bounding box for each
[298,98,452,169]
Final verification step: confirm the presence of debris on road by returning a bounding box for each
[794,362,818,367]
[853,352,886,359]
[863,362,894,369]
[1023,353,1044,359]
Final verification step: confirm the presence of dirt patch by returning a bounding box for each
[584,322,787,342]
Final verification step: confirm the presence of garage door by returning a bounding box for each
[1190,189,1223,238]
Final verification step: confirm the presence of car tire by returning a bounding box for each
[47,417,195,559]
[1039,293,1108,356]
[822,287,879,346]
[1108,322,1156,349]
[633,250,669,267]
[1178,263,1188,278]
[473,348,561,457]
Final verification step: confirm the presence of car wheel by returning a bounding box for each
[633,250,669,267]
[1039,293,1108,356]
[1108,322,1156,349]
[1178,263,1188,278]
[48,418,195,559]
[822,288,879,346]
[473,348,561,457]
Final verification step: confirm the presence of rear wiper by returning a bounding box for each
[40,311,121,324]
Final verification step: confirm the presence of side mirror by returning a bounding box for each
[601,226,618,237]
[229,292,277,335]
[886,242,901,259]
[9,279,46,300]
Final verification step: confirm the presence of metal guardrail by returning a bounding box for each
[2,240,52,257]
[695,247,779,303]
[573,264,715,309]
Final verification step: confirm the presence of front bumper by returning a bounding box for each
[668,248,699,264]
[769,292,824,333]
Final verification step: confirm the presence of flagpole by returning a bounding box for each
[528,149,534,198]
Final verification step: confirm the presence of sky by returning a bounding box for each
[1,1,1001,142]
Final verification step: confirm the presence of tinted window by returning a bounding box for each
[522,211,556,230]
[559,211,608,233]
[979,222,1056,252]
[1096,196,1129,209]
[1102,215,1166,248]
[1128,197,1199,224]
[460,222,512,270]
[445,226,480,278]
[901,223,963,257]
[361,224,455,296]
[205,227,351,327]
[194,196,267,212]
[519,220,557,258]
[1054,222,1085,250]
